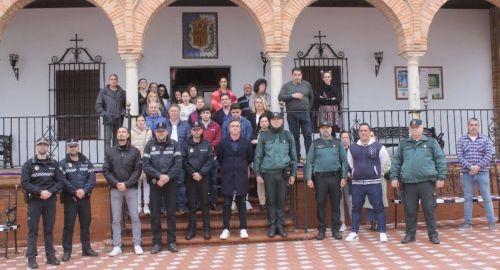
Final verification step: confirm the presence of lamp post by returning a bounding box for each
[9,54,19,80]
[374,51,383,77]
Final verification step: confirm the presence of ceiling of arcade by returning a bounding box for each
[0,0,498,58]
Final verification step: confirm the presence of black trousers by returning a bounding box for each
[222,194,247,229]
[314,175,342,232]
[186,175,210,231]
[263,172,287,228]
[26,196,57,261]
[403,181,438,237]
[150,179,177,245]
[62,196,92,252]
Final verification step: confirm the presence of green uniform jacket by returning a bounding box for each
[390,135,447,183]
[253,129,298,177]
[304,137,348,180]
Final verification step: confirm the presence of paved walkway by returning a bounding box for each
[1,219,498,269]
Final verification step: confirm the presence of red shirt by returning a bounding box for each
[211,88,237,112]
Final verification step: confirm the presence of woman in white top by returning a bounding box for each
[130,115,153,215]
[179,91,196,121]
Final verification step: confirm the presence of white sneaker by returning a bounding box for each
[240,229,249,239]
[220,229,230,240]
[143,204,151,215]
[380,233,388,242]
[345,232,359,242]
[245,200,253,211]
[108,246,122,257]
[340,224,347,232]
[137,206,142,214]
[134,245,143,255]
[231,201,237,211]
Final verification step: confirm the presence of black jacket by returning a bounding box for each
[59,153,96,198]
[21,156,64,201]
[314,83,342,108]
[142,136,182,183]
[103,144,142,189]
[182,137,214,178]
[248,111,273,131]
[95,85,126,125]
[218,136,254,196]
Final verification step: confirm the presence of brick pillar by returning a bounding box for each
[491,8,500,157]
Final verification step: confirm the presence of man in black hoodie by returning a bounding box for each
[59,138,98,262]
[103,127,142,257]
[95,74,126,148]
[21,137,64,269]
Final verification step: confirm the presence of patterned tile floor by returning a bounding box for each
[1,218,498,270]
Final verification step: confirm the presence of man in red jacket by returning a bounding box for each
[199,106,222,210]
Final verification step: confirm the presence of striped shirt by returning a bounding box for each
[456,134,493,172]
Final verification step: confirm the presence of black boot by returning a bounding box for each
[332,231,342,240]
[185,229,195,240]
[315,230,325,240]
[203,229,211,240]
[61,251,71,262]
[268,225,276,238]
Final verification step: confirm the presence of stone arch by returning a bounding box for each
[282,0,414,54]
[133,0,274,55]
[0,0,125,48]
[420,0,500,49]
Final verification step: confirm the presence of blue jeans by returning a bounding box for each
[286,111,312,159]
[209,159,218,205]
[351,183,386,233]
[460,171,496,224]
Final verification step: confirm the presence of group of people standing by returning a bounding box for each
[20,68,496,269]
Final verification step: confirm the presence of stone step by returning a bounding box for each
[123,218,294,235]
[104,228,316,250]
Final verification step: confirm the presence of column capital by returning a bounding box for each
[401,51,425,62]
[119,53,142,62]
[266,51,288,61]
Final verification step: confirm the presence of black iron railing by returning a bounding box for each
[0,109,495,168]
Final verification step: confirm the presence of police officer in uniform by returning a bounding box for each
[254,112,297,238]
[59,138,98,262]
[305,121,348,240]
[391,119,447,244]
[21,137,64,269]
[183,122,214,240]
[143,120,182,253]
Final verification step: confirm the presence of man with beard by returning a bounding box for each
[254,112,297,238]
[143,121,182,253]
[305,122,348,240]
[103,127,143,256]
[59,138,98,262]
[21,137,65,269]
[183,122,214,240]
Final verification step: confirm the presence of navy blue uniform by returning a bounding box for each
[59,153,96,254]
[21,157,64,263]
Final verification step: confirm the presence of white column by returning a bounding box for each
[268,52,288,112]
[121,54,141,116]
[402,52,425,113]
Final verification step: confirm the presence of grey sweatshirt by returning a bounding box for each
[278,80,314,112]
